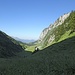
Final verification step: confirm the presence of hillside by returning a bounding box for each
[38,11,75,48]
[0,31,25,58]
[0,36,75,75]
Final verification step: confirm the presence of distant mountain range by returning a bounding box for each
[13,37,36,43]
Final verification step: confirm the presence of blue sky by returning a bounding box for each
[0,0,75,40]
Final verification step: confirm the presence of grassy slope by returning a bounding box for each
[0,36,75,75]
[58,30,75,42]
[26,45,36,52]
[0,31,29,58]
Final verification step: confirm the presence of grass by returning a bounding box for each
[58,30,75,42]
[26,44,42,52]
[26,45,36,52]
[0,36,75,75]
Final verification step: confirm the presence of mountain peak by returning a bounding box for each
[39,12,70,43]
[53,12,70,28]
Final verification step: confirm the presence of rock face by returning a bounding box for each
[39,28,49,42]
[39,13,70,43]
[53,13,70,28]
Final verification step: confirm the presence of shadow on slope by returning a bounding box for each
[32,36,75,56]
[30,36,75,75]
[0,36,75,75]
[0,31,31,58]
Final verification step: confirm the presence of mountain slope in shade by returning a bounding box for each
[0,36,75,75]
[0,31,24,58]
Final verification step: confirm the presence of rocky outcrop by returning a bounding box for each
[39,28,49,42]
[39,12,70,43]
[53,13,70,28]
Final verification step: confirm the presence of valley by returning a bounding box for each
[0,11,75,75]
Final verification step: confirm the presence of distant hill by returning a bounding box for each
[13,37,36,43]
[0,31,24,58]
[38,11,75,48]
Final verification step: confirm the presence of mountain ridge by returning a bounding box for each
[39,12,70,43]
[38,11,75,48]
[12,37,36,43]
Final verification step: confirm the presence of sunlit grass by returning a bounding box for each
[58,30,75,42]
[26,46,36,52]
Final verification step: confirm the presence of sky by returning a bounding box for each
[0,0,75,40]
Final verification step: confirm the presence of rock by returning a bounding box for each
[38,12,70,44]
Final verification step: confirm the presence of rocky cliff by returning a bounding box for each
[38,12,70,46]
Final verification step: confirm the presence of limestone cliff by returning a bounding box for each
[39,12,70,44]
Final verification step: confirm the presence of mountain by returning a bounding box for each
[39,12,70,42]
[13,37,35,43]
[0,11,75,75]
[0,31,24,58]
[38,11,75,48]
